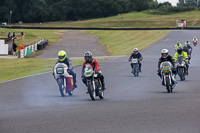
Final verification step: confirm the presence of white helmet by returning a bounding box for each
[161,49,169,58]
[133,48,138,52]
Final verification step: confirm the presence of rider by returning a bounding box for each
[185,41,192,51]
[193,36,198,42]
[174,47,189,75]
[81,51,106,90]
[128,48,143,72]
[53,50,77,88]
[175,42,182,51]
[157,49,176,78]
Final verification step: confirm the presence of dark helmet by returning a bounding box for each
[84,51,93,63]
[177,47,183,54]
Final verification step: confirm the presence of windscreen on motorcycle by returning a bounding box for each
[54,63,68,75]
[160,61,172,73]
[177,56,184,64]
[84,64,94,77]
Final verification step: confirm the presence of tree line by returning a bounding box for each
[0,0,158,23]
[0,0,199,23]
[178,0,200,7]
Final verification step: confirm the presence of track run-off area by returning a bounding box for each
[0,30,200,133]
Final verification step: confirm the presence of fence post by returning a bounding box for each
[32,45,34,52]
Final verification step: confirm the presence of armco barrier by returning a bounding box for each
[19,39,48,58]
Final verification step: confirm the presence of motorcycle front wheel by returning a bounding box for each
[166,77,172,93]
[58,78,65,97]
[87,80,96,101]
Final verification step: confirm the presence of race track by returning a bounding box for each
[1,30,200,133]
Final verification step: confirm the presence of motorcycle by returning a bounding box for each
[175,56,186,81]
[130,58,139,77]
[160,61,176,93]
[84,63,104,101]
[53,63,74,97]
[193,40,197,47]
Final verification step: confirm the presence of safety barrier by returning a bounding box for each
[18,39,48,58]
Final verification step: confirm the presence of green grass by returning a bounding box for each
[14,10,200,28]
[0,28,62,46]
[86,30,170,55]
[0,58,84,82]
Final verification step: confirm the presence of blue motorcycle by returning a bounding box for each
[160,61,176,93]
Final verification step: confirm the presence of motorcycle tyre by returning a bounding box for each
[88,81,96,101]
[59,78,65,97]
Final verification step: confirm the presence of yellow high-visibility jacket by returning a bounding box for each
[174,52,188,62]
[193,38,198,41]
[175,43,182,49]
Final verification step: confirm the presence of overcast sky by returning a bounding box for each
[157,0,179,6]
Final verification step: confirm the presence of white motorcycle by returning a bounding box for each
[53,63,74,97]
[84,64,104,101]
[130,58,139,77]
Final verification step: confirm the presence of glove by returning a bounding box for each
[172,67,177,74]
[67,69,71,74]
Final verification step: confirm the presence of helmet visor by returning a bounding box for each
[58,56,65,60]
[162,53,167,57]
[85,56,92,62]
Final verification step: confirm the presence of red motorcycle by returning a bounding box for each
[193,40,197,47]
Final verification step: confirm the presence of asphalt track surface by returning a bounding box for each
[1,30,200,133]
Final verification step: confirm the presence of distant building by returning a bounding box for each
[0,38,14,55]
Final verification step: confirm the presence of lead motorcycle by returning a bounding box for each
[84,63,104,101]
[175,56,187,81]
[160,61,176,93]
[193,40,197,47]
[130,58,139,77]
[53,63,74,97]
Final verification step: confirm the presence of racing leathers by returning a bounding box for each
[157,55,176,78]
[81,59,106,90]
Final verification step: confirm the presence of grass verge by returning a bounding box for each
[13,10,200,28]
[0,58,83,82]
[0,28,62,46]
[86,30,170,55]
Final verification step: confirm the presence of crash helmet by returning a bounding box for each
[84,51,93,63]
[176,42,180,46]
[161,49,169,58]
[133,48,139,54]
[177,47,183,54]
[58,50,67,61]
